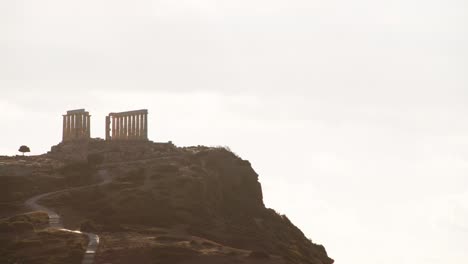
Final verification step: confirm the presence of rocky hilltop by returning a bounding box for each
[0,140,333,264]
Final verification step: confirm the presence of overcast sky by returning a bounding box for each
[1,1,467,263]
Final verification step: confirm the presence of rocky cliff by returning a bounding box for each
[2,140,334,264]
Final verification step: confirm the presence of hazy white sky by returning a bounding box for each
[1,1,467,263]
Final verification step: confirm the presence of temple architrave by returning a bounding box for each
[105,109,148,141]
[62,109,91,141]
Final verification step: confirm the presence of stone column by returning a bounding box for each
[129,115,132,139]
[70,114,74,139]
[73,114,77,138]
[67,115,72,140]
[83,115,87,138]
[135,114,140,140]
[124,115,129,139]
[139,114,143,140]
[128,115,132,139]
[131,115,136,139]
[62,115,67,141]
[121,116,125,139]
[115,116,119,140]
[86,115,91,138]
[134,115,138,139]
[105,116,110,140]
[119,116,122,140]
[119,116,124,139]
[129,115,133,139]
[79,114,84,138]
[82,114,85,137]
[111,116,115,139]
[144,113,148,140]
[113,116,117,140]
[76,113,81,138]
[81,114,85,138]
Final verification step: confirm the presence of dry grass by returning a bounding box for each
[0,212,88,264]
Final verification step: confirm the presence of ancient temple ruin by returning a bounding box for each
[105,109,148,141]
[62,109,91,141]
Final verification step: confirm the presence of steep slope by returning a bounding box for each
[42,140,333,264]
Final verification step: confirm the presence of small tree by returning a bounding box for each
[18,145,30,156]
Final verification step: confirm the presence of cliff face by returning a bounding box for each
[43,141,333,264]
[183,148,333,264]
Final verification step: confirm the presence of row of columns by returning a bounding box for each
[106,110,148,141]
[62,109,91,141]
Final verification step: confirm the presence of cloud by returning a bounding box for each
[1,0,466,99]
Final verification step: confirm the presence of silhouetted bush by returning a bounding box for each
[18,145,30,156]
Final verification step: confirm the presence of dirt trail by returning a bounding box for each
[25,169,111,264]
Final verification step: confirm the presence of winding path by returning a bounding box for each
[25,169,111,264]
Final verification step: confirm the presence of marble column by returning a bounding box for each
[80,114,84,137]
[84,115,87,137]
[83,114,87,137]
[133,114,137,139]
[129,115,133,139]
[70,114,74,138]
[121,116,124,140]
[115,116,119,140]
[124,116,128,139]
[135,114,140,140]
[133,114,136,140]
[67,115,72,140]
[119,116,123,140]
[111,116,115,139]
[139,114,143,140]
[81,114,85,137]
[62,115,66,141]
[144,113,148,139]
[82,114,85,137]
[114,117,118,140]
[129,115,132,139]
[72,115,75,138]
[105,116,110,140]
[76,114,81,138]
[121,116,124,139]
[86,115,91,138]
